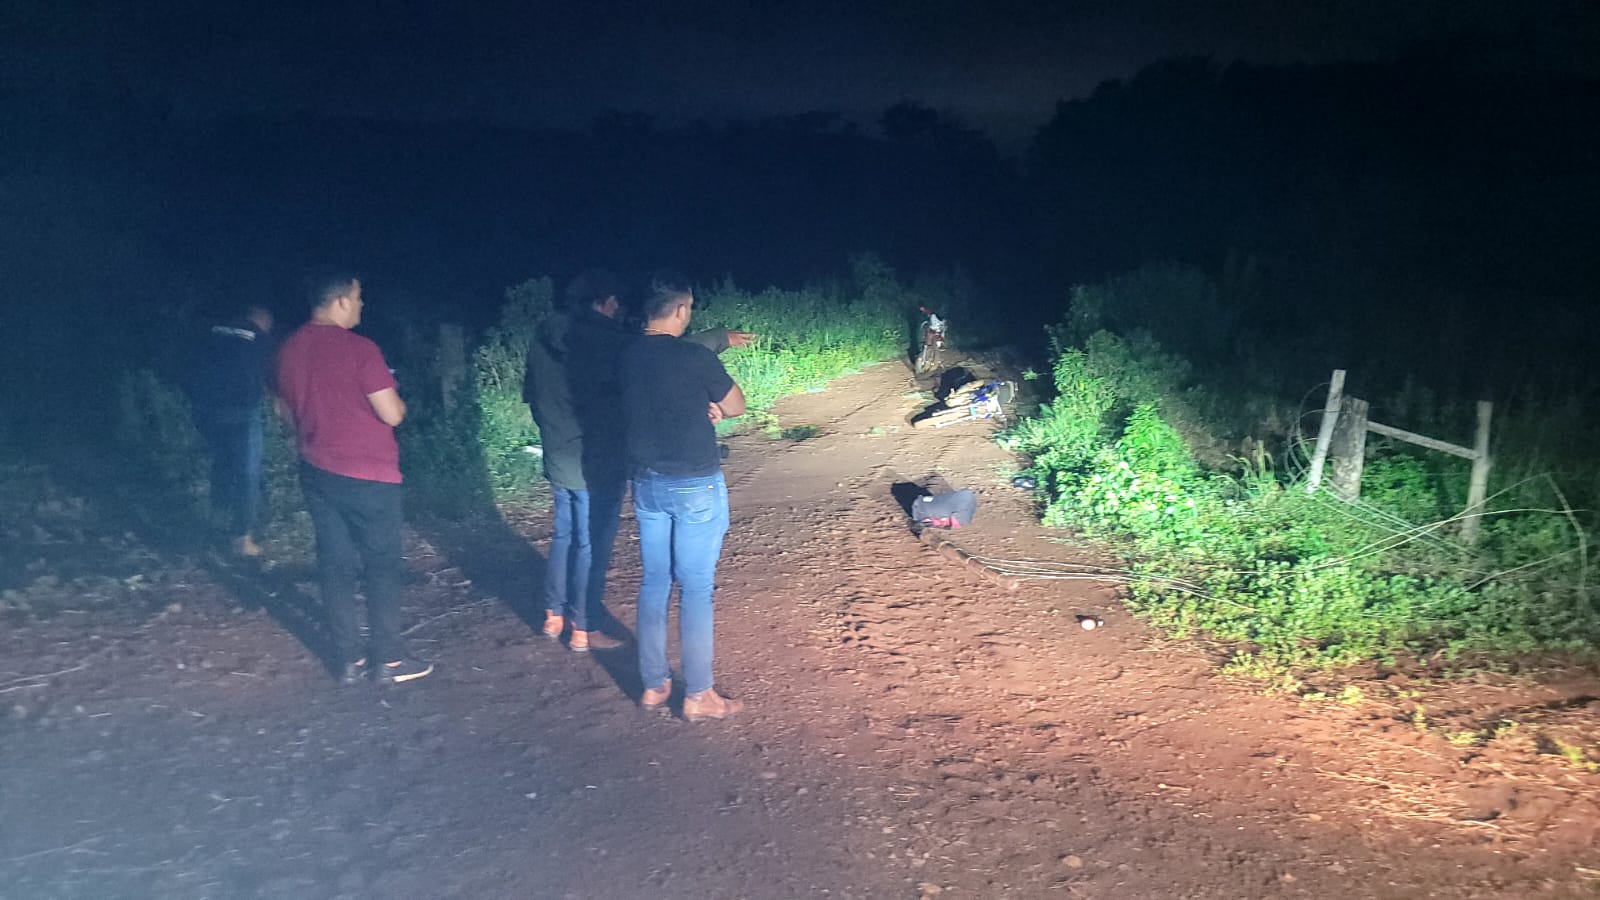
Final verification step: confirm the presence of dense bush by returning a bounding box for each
[398,277,552,514]
[113,369,305,539]
[1011,265,1600,683]
[1056,262,1233,360]
[114,369,209,518]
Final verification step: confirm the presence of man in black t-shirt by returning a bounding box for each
[619,276,747,722]
[523,271,757,653]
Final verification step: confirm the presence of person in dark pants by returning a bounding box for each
[185,304,274,558]
[275,274,432,686]
[620,275,747,722]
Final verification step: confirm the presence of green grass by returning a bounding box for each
[694,277,904,428]
[1009,265,1600,682]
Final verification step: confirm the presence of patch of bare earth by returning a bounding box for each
[2,360,1597,898]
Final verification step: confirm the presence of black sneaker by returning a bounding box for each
[339,659,369,685]
[375,657,434,685]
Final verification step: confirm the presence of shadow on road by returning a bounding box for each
[413,507,649,705]
[204,557,341,677]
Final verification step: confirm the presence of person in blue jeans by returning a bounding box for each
[524,271,755,652]
[185,304,275,558]
[523,271,631,651]
[620,275,747,722]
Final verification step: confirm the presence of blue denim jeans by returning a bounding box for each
[197,411,264,539]
[546,478,625,631]
[632,470,730,695]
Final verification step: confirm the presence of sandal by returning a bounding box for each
[640,679,671,710]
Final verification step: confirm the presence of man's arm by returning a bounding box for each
[683,329,757,355]
[367,388,407,426]
[713,382,746,419]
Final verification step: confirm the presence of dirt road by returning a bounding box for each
[2,360,1598,899]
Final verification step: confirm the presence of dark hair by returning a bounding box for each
[213,299,271,326]
[563,269,622,311]
[639,272,692,322]
[306,271,359,311]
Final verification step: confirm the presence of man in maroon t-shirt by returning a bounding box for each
[276,274,432,685]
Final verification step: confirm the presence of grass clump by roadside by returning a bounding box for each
[1008,264,1600,687]
[392,277,553,515]
[692,256,907,429]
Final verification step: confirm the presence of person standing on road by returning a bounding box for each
[620,275,746,721]
[523,270,631,652]
[524,271,758,653]
[275,274,432,686]
[185,303,275,558]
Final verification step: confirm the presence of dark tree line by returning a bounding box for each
[3,53,1596,436]
[1027,55,1599,393]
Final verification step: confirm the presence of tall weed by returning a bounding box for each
[114,369,208,517]
[397,278,552,514]
[695,262,905,426]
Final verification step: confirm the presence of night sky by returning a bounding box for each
[8,0,1597,147]
[2,0,1598,445]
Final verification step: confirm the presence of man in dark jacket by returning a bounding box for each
[523,271,631,651]
[186,303,274,558]
[523,272,755,652]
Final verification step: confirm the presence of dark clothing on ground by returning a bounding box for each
[300,463,405,665]
[620,334,735,478]
[185,322,274,538]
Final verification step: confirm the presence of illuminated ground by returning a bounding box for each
[3,360,1598,898]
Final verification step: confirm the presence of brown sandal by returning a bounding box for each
[682,689,744,722]
[541,613,565,639]
[640,679,671,710]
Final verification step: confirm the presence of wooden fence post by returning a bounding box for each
[1328,396,1369,501]
[1460,400,1493,545]
[437,323,466,409]
[1305,369,1345,494]
[1304,369,1494,546]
